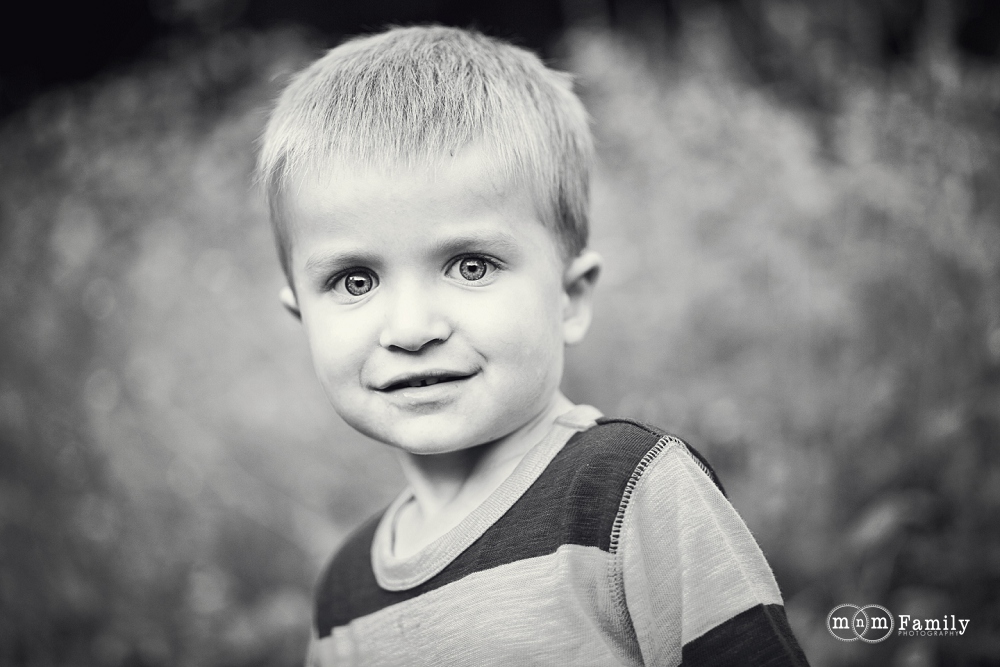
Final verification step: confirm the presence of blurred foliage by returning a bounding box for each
[0,29,404,667]
[566,8,1000,666]
[1,4,999,667]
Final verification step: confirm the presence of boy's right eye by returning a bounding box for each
[331,269,378,297]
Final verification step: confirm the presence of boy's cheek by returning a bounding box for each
[492,285,565,347]
[301,300,373,344]
[302,318,370,380]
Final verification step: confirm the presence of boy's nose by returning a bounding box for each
[378,285,451,352]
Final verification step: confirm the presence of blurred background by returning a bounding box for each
[1,1,999,665]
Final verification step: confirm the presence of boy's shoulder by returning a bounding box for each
[499,416,726,552]
[313,416,725,636]
[561,416,726,500]
[313,512,385,635]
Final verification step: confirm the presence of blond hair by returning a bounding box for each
[257,25,593,283]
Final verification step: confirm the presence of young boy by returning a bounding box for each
[259,25,809,666]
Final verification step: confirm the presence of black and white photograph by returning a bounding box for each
[1,1,998,666]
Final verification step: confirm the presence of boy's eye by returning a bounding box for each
[449,256,496,282]
[334,269,378,296]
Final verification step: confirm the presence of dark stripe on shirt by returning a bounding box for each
[316,419,723,635]
[596,417,726,497]
[681,604,811,667]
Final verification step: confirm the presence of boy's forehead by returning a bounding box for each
[291,144,504,195]
[283,147,543,236]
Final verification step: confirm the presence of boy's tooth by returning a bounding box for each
[402,377,447,388]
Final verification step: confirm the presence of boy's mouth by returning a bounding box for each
[377,371,475,392]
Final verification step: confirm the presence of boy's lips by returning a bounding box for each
[375,369,478,392]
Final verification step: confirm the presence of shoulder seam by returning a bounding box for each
[605,433,684,643]
[596,417,726,497]
[608,435,681,555]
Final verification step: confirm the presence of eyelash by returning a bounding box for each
[445,255,501,283]
[325,255,502,297]
[328,268,378,297]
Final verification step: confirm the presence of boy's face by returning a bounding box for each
[281,147,598,455]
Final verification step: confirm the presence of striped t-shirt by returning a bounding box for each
[307,405,809,666]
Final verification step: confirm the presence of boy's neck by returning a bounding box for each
[394,391,576,520]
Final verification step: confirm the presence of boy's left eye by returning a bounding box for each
[447,256,497,283]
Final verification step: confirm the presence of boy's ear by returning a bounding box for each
[279,285,301,320]
[562,250,602,346]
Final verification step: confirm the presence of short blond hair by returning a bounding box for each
[257,25,593,283]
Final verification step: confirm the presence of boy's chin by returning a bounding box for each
[381,428,491,457]
[348,414,507,456]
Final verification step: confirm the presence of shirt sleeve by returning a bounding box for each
[617,439,809,666]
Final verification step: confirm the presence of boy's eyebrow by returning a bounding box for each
[303,249,380,277]
[429,231,523,257]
